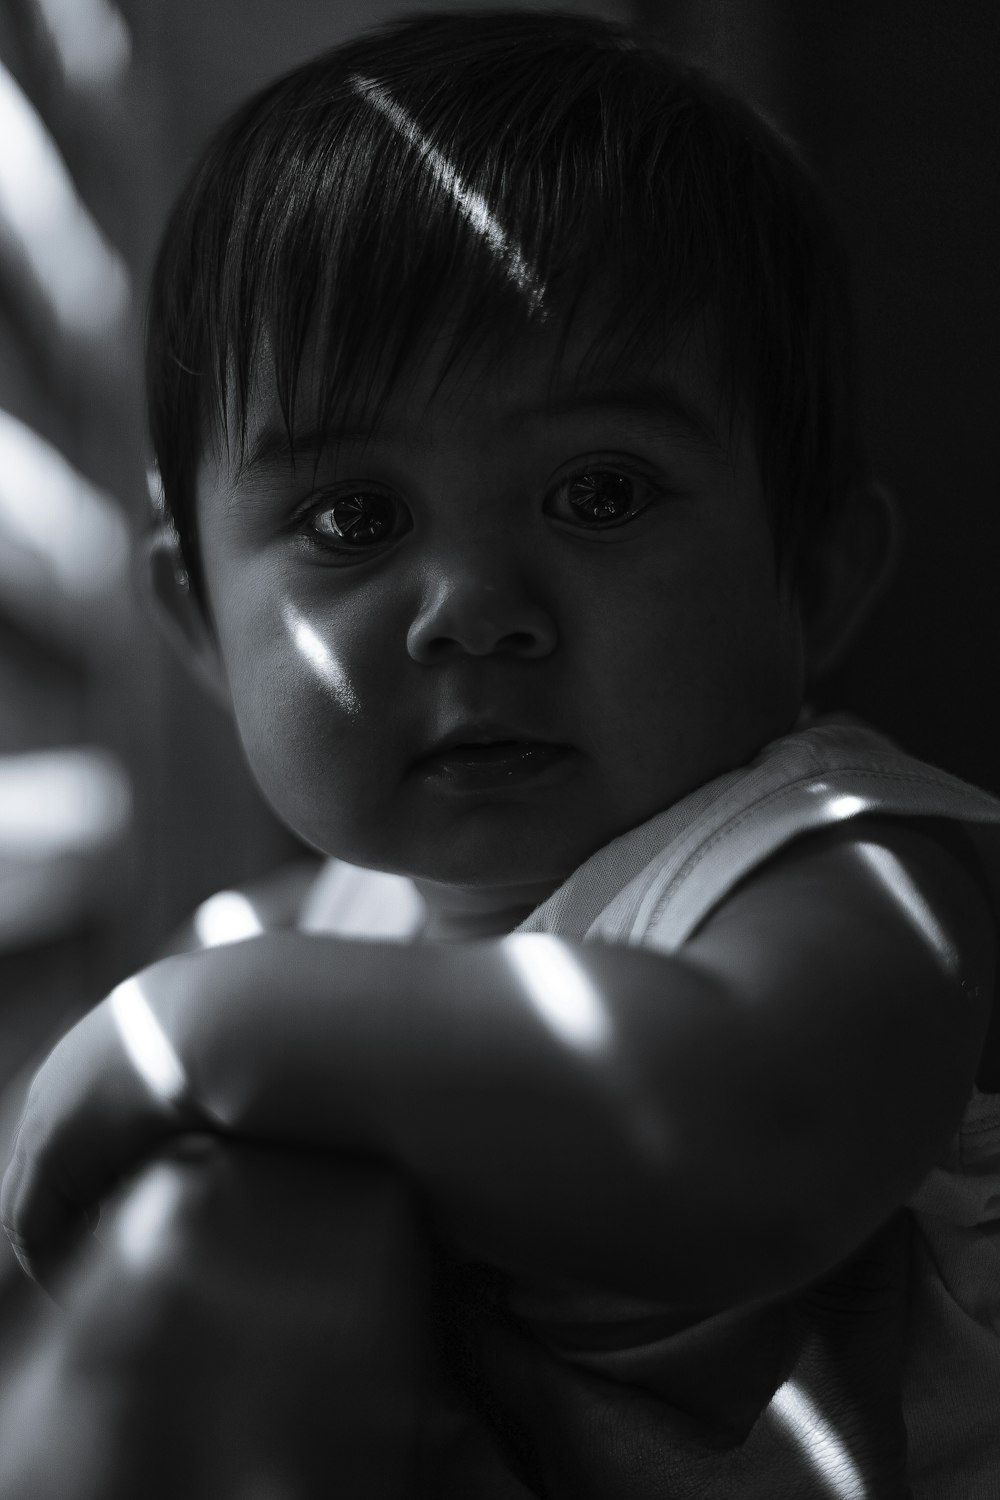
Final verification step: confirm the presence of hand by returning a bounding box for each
[1,954,216,1290]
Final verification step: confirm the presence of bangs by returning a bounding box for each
[146,9,862,607]
[207,57,733,472]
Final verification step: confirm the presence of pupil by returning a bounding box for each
[330,493,392,543]
[569,472,632,521]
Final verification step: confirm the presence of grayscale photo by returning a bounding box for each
[0,2,996,1495]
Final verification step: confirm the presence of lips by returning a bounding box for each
[417,740,571,789]
[419,722,564,762]
[426,740,550,764]
[414,722,572,788]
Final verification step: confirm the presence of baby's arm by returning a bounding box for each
[3,815,994,1310]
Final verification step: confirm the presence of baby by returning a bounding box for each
[3,10,1000,1497]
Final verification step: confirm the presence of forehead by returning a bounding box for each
[202,305,735,486]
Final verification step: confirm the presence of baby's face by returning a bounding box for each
[195,320,804,932]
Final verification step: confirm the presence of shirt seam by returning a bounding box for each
[644,763,997,934]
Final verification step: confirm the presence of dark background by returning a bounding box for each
[0,0,997,1092]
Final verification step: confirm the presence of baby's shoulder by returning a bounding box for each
[901,816,1000,1092]
[718,809,994,957]
[682,808,996,1067]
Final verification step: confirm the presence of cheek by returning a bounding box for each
[218,598,372,827]
[275,602,364,721]
[693,549,798,692]
[662,545,803,738]
[580,538,799,754]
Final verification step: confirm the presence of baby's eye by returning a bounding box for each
[307,490,403,550]
[547,466,662,529]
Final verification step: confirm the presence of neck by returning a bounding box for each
[411,877,557,943]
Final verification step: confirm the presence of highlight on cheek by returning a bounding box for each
[282,603,362,719]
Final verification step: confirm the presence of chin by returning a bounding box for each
[415,845,577,893]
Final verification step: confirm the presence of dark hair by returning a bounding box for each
[145,8,865,613]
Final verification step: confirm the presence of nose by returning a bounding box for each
[406,561,558,664]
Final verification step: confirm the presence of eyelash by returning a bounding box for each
[294,461,672,561]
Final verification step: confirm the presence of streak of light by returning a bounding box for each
[350,74,546,316]
[0,747,130,855]
[193,891,265,949]
[505,935,614,1053]
[145,463,167,518]
[770,1380,868,1499]
[804,785,957,971]
[824,794,868,821]
[32,0,131,89]
[283,605,362,718]
[108,975,190,1108]
[113,1159,185,1270]
[0,61,129,332]
[0,410,130,597]
[856,841,960,977]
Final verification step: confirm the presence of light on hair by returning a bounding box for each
[147,11,861,654]
[351,75,546,317]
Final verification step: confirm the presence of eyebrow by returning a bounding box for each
[231,378,729,495]
[524,382,727,451]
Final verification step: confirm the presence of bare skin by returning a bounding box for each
[191,319,805,940]
[4,316,992,1497]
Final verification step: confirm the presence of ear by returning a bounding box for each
[793,481,903,688]
[134,529,232,711]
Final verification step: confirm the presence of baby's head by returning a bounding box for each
[142,9,897,935]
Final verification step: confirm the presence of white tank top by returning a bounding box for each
[296,705,1000,1497]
